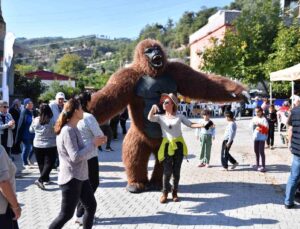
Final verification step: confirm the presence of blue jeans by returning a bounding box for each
[21,139,33,165]
[285,154,300,205]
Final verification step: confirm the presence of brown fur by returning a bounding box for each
[90,39,246,192]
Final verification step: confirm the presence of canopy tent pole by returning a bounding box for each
[269,82,272,105]
[292,80,295,108]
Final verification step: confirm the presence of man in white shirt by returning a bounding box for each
[49,92,65,122]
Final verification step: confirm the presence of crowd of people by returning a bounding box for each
[0,91,299,228]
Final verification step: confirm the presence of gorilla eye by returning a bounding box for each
[144,48,153,54]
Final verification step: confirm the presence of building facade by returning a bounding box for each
[25,70,76,88]
[189,10,240,71]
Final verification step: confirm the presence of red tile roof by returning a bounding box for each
[25,70,74,81]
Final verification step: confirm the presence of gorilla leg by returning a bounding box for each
[123,128,152,193]
[147,153,163,191]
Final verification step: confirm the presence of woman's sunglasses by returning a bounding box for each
[163,100,171,105]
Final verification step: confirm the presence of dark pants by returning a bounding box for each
[267,124,275,146]
[162,142,184,192]
[254,140,265,167]
[221,140,237,169]
[120,119,127,134]
[100,125,112,148]
[76,156,99,218]
[0,206,19,229]
[110,115,120,139]
[49,179,97,229]
[34,147,57,182]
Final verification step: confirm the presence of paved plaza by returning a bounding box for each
[14,118,299,229]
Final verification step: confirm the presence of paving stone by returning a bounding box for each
[14,118,300,228]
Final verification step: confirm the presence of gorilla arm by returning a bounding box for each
[89,67,141,124]
[167,62,247,102]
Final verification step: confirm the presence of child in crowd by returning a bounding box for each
[196,109,215,168]
[221,111,238,170]
[250,107,269,172]
[266,105,277,149]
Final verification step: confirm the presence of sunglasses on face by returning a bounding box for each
[1,106,8,108]
[163,100,171,105]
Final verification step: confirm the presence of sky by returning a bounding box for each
[2,0,233,39]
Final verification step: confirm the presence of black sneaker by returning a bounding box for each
[284,203,295,209]
[105,147,114,152]
[35,180,45,190]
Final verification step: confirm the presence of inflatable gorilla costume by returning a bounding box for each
[90,39,247,193]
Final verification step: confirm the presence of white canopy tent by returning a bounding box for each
[270,63,300,107]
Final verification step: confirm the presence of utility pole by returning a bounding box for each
[0,0,6,92]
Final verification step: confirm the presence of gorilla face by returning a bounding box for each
[144,46,164,69]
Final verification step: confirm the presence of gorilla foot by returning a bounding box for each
[126,183,146,193]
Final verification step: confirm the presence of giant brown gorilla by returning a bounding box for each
[90,39,247,193]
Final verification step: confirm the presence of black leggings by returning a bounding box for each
[34,147,57,182]
[254,140,265,167]
[49,179,97,229]
[76,156,99,218]
[0,206,19,229]
[162,142,184,192]
[267,124,275,146]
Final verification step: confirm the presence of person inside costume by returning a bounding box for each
[90,39,249,193]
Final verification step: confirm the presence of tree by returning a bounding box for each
[14,73,46,103]
[15,64,36,76]
[55,54,86,77]
[203,0,281,93]
[266,22,300,96]
[39,81,80,102]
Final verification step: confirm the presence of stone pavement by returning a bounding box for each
[14,118,299,229]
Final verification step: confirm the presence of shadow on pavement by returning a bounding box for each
[94,181,280,227]
[95,212,277,227]
[99,165,125,172]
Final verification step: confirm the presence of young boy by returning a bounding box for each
[221,111,239,171]
[196,109,215,168]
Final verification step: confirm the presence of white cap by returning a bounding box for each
[55,92,65,100]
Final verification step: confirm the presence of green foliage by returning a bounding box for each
[15,64,36,76]
[39,81,80,102]
[203,0,281,91]
[55,54,86,77]
[14,73,46,103]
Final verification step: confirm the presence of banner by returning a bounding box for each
[2,32,15,103]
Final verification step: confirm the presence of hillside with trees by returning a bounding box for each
[14,0,300,101]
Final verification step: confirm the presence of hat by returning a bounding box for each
[23,98,32,107]
[55,92,65,100]
[160,93,179,106]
